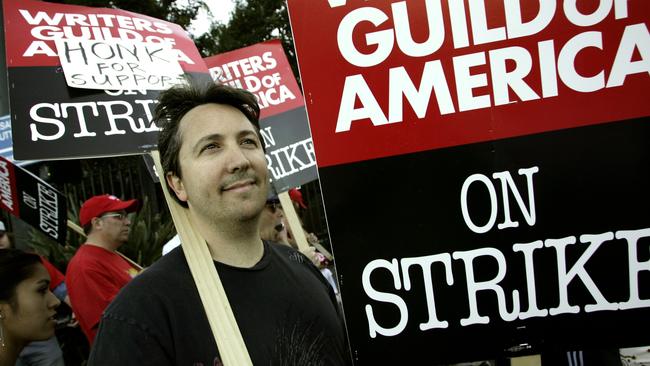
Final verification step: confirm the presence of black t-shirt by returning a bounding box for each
[88,241,351,366]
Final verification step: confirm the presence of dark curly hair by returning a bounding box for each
[155,80,261,207]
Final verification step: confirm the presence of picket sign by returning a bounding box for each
[66,220,143,271]
[278,191,309,251]
[151,150,253,366]
[511,355,541,366]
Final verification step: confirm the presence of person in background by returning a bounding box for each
[259,194,291,246]
[0,249,60,366]
[0,221,71,366]
[89,81,350,365]
[0,221,11,250]
[65,194,140,345]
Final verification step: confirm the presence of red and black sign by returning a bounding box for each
[3,0,209,161]
[204,40,317,192]
[0,157,67,243]
[288,0,650,363]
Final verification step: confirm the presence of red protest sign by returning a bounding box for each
[288,0,650,364]
[204,40,317,192]
[3,0,210,160]
[0,157,67,243]
[289,0,650,168]
[204,40,304,119]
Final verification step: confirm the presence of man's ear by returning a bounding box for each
[166,172,188,202]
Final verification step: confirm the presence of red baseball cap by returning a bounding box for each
[79,194,140,227]
[288,188,307,209]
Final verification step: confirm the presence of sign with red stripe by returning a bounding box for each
[2,0,209,161]
[204,40,317,192]
[288,0,650,363]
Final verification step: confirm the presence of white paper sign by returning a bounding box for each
[55,39,185,90]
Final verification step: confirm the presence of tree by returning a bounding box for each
[46,0,206,30]
[194,0,299,82]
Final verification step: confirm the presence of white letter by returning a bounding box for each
[616,228,650,310]
[512,240,548,319]
[461,173,498,234]
[388,61,455,123]
[564,0,613,27]
[362,259,409,338]
[493,166,539,229]
[336,74,388,133]
[401,254,454,330]
[558,31,604,92]
[606,24,650,88]
[504,0,556,39]
[391,0,444,57]
[453,247,520,325]
[337,7,394,67]
[489,46,540,105]
[546,233,617,315]
[468,0,506,45]
[29,103,65,141]
[453,52,491,111]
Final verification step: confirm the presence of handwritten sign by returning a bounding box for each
[55,39,185,90]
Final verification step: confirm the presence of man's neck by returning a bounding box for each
[84,233,118,252]
[190,211,264,268]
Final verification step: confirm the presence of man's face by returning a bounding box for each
[167,103,269,224]
[96,211,131,247]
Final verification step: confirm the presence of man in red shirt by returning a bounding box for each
[66,194,140,344]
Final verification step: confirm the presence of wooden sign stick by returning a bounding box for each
[278,191,309,251]
[511,355,541,366]
[66,219,142,271]
[151,151,253,366]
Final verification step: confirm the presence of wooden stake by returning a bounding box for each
[151,151,252,366]
[511,354,541,366]
[278,191,309,251]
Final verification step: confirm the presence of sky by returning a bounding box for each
[188,0,236,36]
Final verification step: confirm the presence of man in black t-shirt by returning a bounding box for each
[88,82,351,365]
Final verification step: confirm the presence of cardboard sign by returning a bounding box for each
[55,38,185,90]
[0,115,12,160]
[287,0,650,364]
[2,0,210,161]
[203,40,317,192]
[0,156,67,243]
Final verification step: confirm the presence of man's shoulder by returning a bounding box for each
[108,248,189,304]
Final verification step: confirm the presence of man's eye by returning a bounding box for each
[242,138,258,147]
[200,143,218,152]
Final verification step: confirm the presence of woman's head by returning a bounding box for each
[0,249,60,347]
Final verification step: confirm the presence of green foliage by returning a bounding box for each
[28,195,175,272]
[194,0,300,81]
[46,0,207,30]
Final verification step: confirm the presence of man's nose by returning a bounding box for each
[226,145,251,173]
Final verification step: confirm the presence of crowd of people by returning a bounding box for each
[0,81,347,366]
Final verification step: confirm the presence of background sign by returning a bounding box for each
[204,40,317,192]
[0,156,67,243]
[288,0,650,364]
[2,0,209,161]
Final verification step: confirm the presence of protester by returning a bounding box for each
[0,221,11,250]
[0,221,71,366]
[89,81,350,365]
[259,193,291,246]
[65,194,140,345]
[0,249,61,366]
[18,257,71,366]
